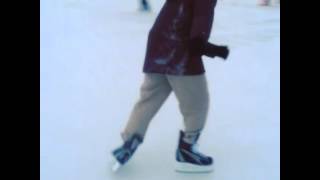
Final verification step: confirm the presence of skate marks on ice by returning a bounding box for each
[222,0,280,7]
[63,0,90,8]
[213,2,280,48]
[114,11,157,28]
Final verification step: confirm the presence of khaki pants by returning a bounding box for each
[121,73,210,141]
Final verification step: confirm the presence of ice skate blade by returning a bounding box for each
[112,161,121,172]
[111,155,122,172]
[175,162,213,173]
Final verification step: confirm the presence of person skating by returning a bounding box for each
[112,0,229,173]
[140,0,151,11]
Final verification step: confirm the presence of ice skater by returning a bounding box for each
[140,0,151,11]
[112,0,229,173]
[258,0,274,6]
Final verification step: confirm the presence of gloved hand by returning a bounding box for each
[203,42,229,60]
[189,37,229,60]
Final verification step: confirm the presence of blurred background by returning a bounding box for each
[40,0,280,180]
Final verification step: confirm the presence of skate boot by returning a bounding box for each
[111,134,143,171]
[175,130,213,173]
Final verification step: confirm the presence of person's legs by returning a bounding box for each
[167,74,213,172]
[167,74,210,141]
[121,73,172,141]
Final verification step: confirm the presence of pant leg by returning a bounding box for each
[121,73,172,141]
[166,74,210,134]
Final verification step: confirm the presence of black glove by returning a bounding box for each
[189,37,229,60]
[203,42,229,60]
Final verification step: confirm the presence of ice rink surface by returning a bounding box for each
[41,0,280,180]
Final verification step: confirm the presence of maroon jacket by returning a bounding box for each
[143,0,217,75]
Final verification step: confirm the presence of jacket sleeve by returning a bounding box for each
[190,0,217,41]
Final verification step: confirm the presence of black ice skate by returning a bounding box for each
[111,134,143,172]
[175,130,213,173]
[139,0,151,12]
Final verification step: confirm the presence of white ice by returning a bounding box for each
[40,0,280,180]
